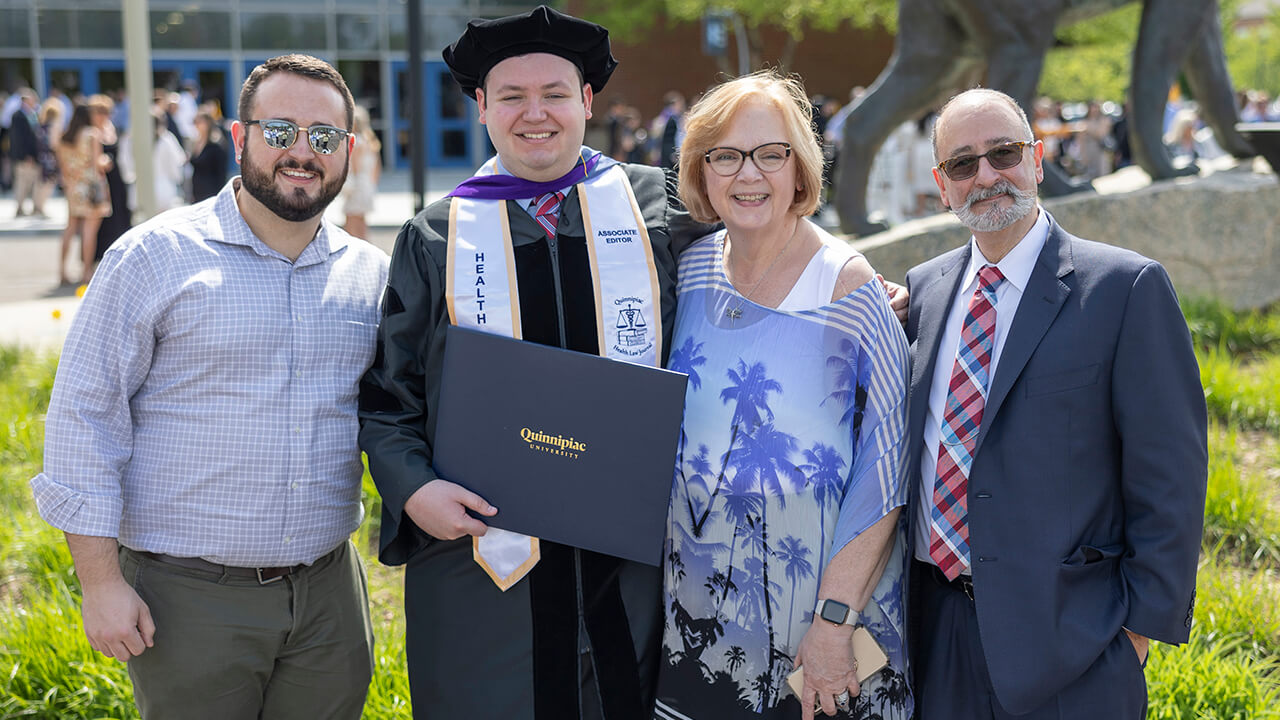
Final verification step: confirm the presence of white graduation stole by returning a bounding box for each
[445,163,662,590]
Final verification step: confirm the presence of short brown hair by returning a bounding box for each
[238,54,354,130]
[677,69,824,224]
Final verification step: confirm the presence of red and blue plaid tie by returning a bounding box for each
[532,191,564,239]
[930,264,1005,581]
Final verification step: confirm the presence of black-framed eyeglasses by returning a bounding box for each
[703,142,792,177]
[244,119,352,155]
[936,141,1033,181]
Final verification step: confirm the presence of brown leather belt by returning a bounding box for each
[134,550,302,585]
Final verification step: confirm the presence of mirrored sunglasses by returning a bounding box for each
[704,142,792,177]
[937,141,1032,181]
[245,119,352,155]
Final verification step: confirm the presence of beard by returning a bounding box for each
[239,142,348,222]
[952,179,1037,233]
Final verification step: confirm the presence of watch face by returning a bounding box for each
[820,599,849,625]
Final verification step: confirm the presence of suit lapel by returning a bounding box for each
[973,220,1074,456]
[905,247,969,493]
[910,253,968,413]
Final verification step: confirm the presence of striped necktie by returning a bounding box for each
[930,264,1005,581]
[532,191,564,239]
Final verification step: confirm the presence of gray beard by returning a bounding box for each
[953,180,1037,233]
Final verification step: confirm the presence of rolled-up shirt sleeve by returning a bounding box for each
[30,240,163,538]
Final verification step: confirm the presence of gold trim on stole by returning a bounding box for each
[577,180,609,356]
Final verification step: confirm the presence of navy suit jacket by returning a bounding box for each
[903,213,1207,714]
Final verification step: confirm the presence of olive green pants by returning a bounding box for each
[119,541,374,720]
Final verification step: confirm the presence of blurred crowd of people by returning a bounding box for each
[2,81,383,282]
[596,82,1280,231]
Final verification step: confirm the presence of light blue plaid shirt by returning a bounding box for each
[31,179,389,566]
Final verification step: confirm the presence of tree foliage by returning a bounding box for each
[1225,9,1280,96]
[580,0,896,65]
[1038,0,1278,103]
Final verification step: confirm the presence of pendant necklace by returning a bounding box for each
[723,226,799,325]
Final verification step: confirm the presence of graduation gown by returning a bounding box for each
[359,154,708,719]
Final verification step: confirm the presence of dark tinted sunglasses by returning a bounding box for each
[936,141,1033,181]
[244,119,352,155]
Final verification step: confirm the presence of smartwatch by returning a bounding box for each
[815,598,858,627]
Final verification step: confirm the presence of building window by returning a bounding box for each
[337,13,381,52]
[78,10,124,49]
[150,10,232,50]
[240,12,327,51]
[0,8,30,48]
[388,10,467,52]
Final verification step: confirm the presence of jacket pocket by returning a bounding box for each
[1062,542,1124,567]
[1026,363,1100,397]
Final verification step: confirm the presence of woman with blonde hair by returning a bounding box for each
[56,101,112,285]
[655,70,911,719]
[340,104,381,239]
[32,99,64,216]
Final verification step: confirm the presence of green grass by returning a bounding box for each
[1183,297,1280,359]
[1202,424,1280,565]
[4,301,1280,718]
[1194,548,1280,659]
[1,582,138,720]
[0,348,411,719]
[1200,348,1280,432]
[1147,633,1280,719]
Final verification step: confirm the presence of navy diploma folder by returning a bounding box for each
[434,325,689,566]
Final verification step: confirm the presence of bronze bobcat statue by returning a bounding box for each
[834,0,1254,236]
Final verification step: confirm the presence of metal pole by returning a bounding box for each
[123,0,156,220]
[408,0,426,214]
[732,14,750,76]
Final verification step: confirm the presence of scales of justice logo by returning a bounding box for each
[615,297,649,352]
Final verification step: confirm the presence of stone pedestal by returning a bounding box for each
[851,162,1279,310]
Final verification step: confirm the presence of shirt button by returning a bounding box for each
[294,314,302,322]
[291,482,298,490]
[283,536,292,544]
[294,426,301,433]
[295,370,303,378]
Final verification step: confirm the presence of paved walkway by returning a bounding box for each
[0,168,468,352]
[0,167,472,238]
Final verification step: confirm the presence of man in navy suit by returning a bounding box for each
[903,88,1207,719]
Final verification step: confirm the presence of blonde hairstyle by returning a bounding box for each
[87,93,114,114]
[38,98,64,126]
[352,104,381,153]
[677,69,823,223]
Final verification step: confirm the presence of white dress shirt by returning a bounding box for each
[914,208,1050,569]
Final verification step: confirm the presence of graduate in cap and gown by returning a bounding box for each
[358,6,714,719]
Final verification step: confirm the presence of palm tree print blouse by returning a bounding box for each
[655,231,912,719]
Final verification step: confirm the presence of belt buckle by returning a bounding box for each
[959,576,974,601]
[256,567,285,585]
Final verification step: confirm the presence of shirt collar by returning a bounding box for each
[206,177,348,265]
[488,146,613,195]
[961,205,1049,295]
